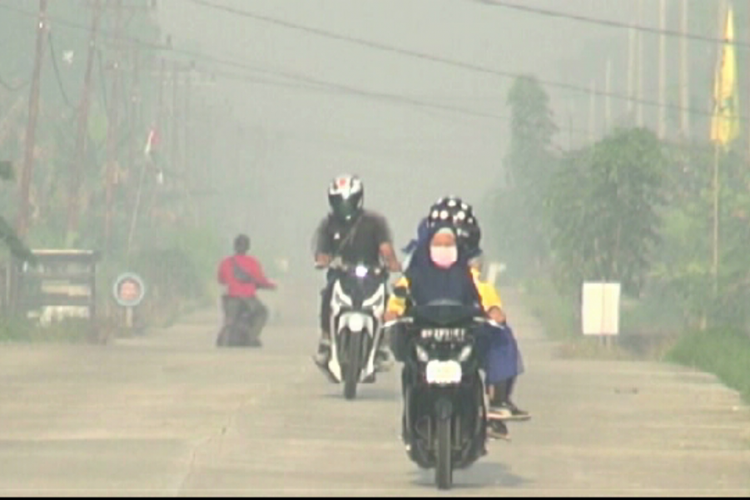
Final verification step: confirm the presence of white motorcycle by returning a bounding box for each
[323,260,389,400]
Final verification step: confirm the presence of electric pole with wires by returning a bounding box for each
[66,0,102,245]
[103,0,125,255]
[16,0,49,240]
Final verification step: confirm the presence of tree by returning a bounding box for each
[545,128,666,297]
[651,140,750,329]
[490,76,558,276]
[0,161,34,262]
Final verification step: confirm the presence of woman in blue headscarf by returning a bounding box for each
[388,197,529,439]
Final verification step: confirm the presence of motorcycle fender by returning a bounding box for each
[435,398,453,421]
[337,312,373,334]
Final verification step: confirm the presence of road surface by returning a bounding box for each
[0,290,748,497]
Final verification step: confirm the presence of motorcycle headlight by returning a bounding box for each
[415,345,429,362]
[458,344,473,362]
[354,265,368,278]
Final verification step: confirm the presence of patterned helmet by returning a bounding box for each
[427,196,481,255]
[328,174,364,223]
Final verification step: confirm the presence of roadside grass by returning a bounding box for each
[0,316,98,344]
[520,277,680,361]
[665,326,750,404]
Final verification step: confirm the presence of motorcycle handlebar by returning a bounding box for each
[382,316,504,330]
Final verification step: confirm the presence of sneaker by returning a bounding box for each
[488,405,513,421]
[487,420,510,441]
[313,338,331,367]
[501,401,531,422]
[375,347,395,372]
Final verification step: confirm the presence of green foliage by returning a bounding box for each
[0,161,12,180]
[546,128,666,297]
[666,327,750,403]
[0,315,94,344]
[491,76,558,273]
[0,162,35,263]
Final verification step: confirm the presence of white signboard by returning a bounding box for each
[582,282,621,336]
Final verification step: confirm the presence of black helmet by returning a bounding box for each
[328,174,364,223]
[234,234,250,254]
[427,196,481,255]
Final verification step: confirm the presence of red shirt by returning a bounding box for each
[218,254,276,298]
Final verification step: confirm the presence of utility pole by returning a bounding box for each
[67,0,102,244]
[747,3,750,165]
[627,25,636,120]
[16,0,49,239]
[127,47,140,192]
[171,61,180,176]
[588,79,597,144]
[680,0,690,140]
[605,58,612,132]
[636,0,644,128]
[104,0,124,255]
[658,0,667,140]
[183,68,192,176]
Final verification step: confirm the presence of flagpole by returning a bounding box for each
[711,0,728,310]
[712,140,720,299]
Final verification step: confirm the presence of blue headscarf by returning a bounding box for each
[402,217,431,255]
[404,222,482,309]
[404,217,484,262]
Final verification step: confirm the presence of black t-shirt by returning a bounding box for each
[314,210,393,268]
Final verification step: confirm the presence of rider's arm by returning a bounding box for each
[471,269,507,323]
[371,214,401,272]
[246,258,277,290]
[380,243,401,273]
[313,217,333,266]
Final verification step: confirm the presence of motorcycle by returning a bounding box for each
[385,299,493,491]
[216,296,262,348]
[319,259,389,400]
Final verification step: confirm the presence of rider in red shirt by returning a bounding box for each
[217,234,276,346]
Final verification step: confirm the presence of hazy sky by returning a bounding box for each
[157,0,642,269]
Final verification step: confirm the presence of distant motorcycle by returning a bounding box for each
[318,259,389,400]
[386,299,493,491]
[216,296,262,348]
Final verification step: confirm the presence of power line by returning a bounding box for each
[0,75,28,92]
[0,0,734,124]
[184,0,732,122]
[0,1,512,123]
[209,67,595,138]
[472,0,750,50]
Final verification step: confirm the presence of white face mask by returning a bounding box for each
[430,245,458,269]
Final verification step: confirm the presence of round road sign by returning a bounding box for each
[113,273,146,308]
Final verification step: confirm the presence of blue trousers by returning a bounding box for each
[480,323,524,385]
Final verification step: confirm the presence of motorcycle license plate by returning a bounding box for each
[425,360,462,385]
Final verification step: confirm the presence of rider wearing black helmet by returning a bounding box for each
[312,174,401,371]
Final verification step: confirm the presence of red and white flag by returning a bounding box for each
[144,128,160,157]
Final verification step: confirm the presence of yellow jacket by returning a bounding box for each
[387,267,503,316]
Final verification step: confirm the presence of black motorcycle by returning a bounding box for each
[216,296,262,348]
[386,299,492,490]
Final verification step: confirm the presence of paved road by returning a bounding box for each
[0,290,748,497]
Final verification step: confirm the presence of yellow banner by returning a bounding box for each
[710,5,740,148]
